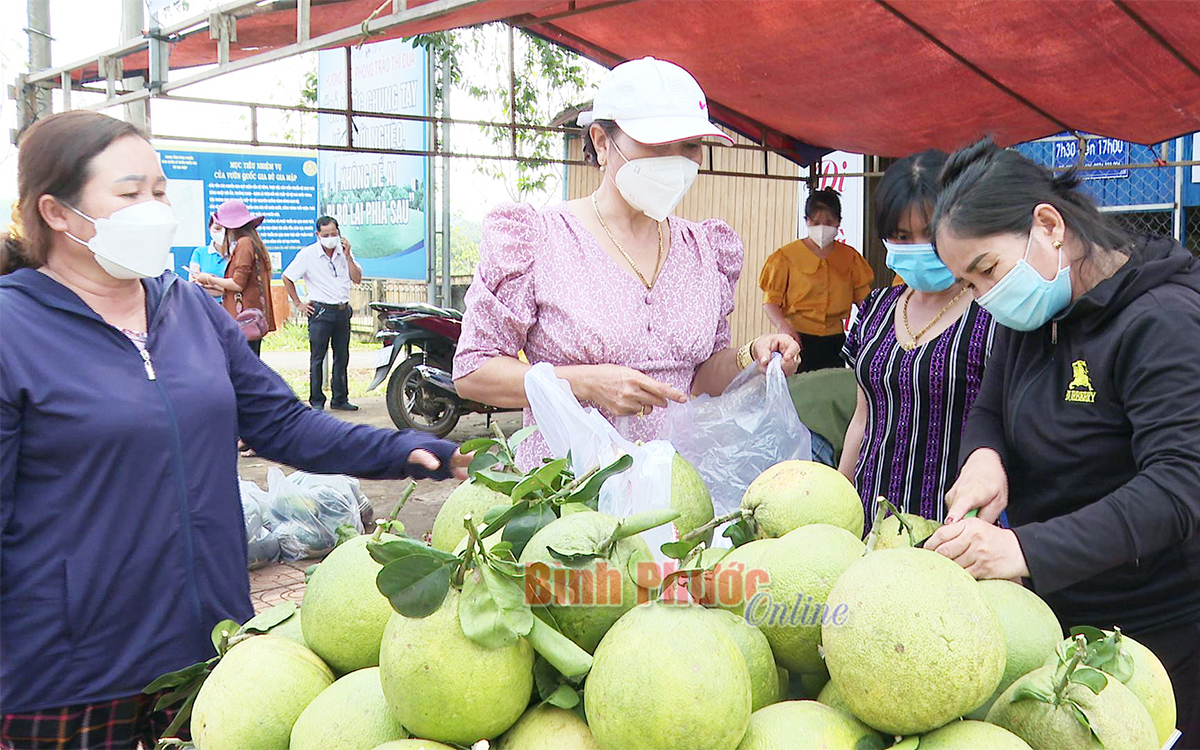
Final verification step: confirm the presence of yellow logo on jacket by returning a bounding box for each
[1065,360,1096,403]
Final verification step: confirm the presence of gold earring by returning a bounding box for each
[1053,240,1063,250]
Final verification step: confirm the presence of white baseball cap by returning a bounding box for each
[577,57,733,146]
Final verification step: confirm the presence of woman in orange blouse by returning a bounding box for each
[760,188,874,372]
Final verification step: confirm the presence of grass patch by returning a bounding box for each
[262,319,375,352]
[274,368,381,402]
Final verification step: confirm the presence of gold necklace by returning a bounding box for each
[901,286,968,351]
[591,193,665,289]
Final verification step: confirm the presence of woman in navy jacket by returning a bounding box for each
[0,111,467,747]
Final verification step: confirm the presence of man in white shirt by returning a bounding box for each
[282,216,363,411]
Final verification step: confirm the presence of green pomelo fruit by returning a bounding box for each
[192,635,334,750]
[1041,631,1177,746]
[734,700,884,750]
[986,663,1158,750]
[741,461,864,539]
[290,667,407,750]
[871,512,941,550]
[752,524,865,675]
[370,742,456,750]
[586,602,752,750]
[968,579,1063,720]
[1116,634,1178,747]
[379,587,533,745]
[816,680,854,716]
[821,547,1006,735]
[519,511,653,653]
[710,609,783,711]
[302,533,400,674]
[672,453,714,544]
[430,480,511,552]
[494,704,601,750]
[918,719,1033,749]
[713,539,777,618]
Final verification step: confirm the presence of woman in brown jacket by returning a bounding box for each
[194,199,277,355]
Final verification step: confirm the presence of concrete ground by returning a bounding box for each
[245,352,523,611]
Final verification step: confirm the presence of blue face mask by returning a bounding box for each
[976,231,1072,331]
[884,240,956,292]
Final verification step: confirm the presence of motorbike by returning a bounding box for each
[367,301,519,438]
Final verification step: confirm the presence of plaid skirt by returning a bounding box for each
[1,692,182,750]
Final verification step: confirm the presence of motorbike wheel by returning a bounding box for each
[386,354,461,438]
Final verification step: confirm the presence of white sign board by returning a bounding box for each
[798,152,865,254]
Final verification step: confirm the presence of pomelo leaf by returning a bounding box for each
[210,619,240,655]
[488,540,516,559]
[559,502,591,516]
[376,553,454,618]
[661,539,700,561]
[546,544,602,567]
[460,437,500,455]
[237,603,297,635]
[333,524,360,548]
[369,538,458,566]
[1070,625,1107,643]
[469,451,501,475]
[483,504,511,525]
[565,454,633,506]
[481,499,531,539]
[507,425,539,452]
[143,660,211,693]
[722,518,756,548]
[1107,650,1136,683]
[511,458,569,501]
[545,684,581,709]
[473,469,522,496]
[1070,666,1108,695]
[502,502,558,558]
[526,615,593,677]
[460,567,534,648]
[611,509,681,541]
[1013,684,1055,704]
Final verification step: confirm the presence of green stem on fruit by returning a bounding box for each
[864,498,889,553]
[680,508,749,543]
[543,463,603,505]
[456,514,484,588]
[373,481,416,541]
[1054,634,1090,703]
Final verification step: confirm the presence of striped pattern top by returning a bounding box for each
[843,285,997,528]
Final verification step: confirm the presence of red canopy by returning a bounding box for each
[70,0,1200,163]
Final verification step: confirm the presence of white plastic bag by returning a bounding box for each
[524,363,677,558]
[288,471,374,532]
[664,355,812,518]
[265,467,363,561]
[239,477,280,569]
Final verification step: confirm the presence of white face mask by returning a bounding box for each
[319,235,341,250]
[610,142,699,222]
[808,224,838,249]
[210,228,226,248]
[65,200,179,280]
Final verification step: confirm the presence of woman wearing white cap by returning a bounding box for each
[454,57,799,467]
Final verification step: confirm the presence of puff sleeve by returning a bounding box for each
[452,204,542,380]
[700,219,744,357]
[758,248,790,307]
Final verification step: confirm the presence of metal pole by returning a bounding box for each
[425,46,437,305]
[441,53,452,308]
[26,0,52,118]
[508,25,517,158]
[121,0,148,128]
[1174,137,1185,242]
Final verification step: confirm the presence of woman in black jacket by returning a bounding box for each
[927,139,1200,743]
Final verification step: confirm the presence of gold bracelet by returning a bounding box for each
[736,339,756,370]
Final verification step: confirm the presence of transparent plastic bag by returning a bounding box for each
[524,363,676,557]
[239,477,280,569]
[288,471,374,531]
[265,467,363,561]
[663,355,812,517]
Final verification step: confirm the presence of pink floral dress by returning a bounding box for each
[453,202,743,468]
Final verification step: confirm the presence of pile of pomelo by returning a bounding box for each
[182,459,1176,750]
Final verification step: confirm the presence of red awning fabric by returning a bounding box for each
[75,0,1200,163]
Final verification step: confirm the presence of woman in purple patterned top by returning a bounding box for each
[839,151,997,529]
[453,58,798,467]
